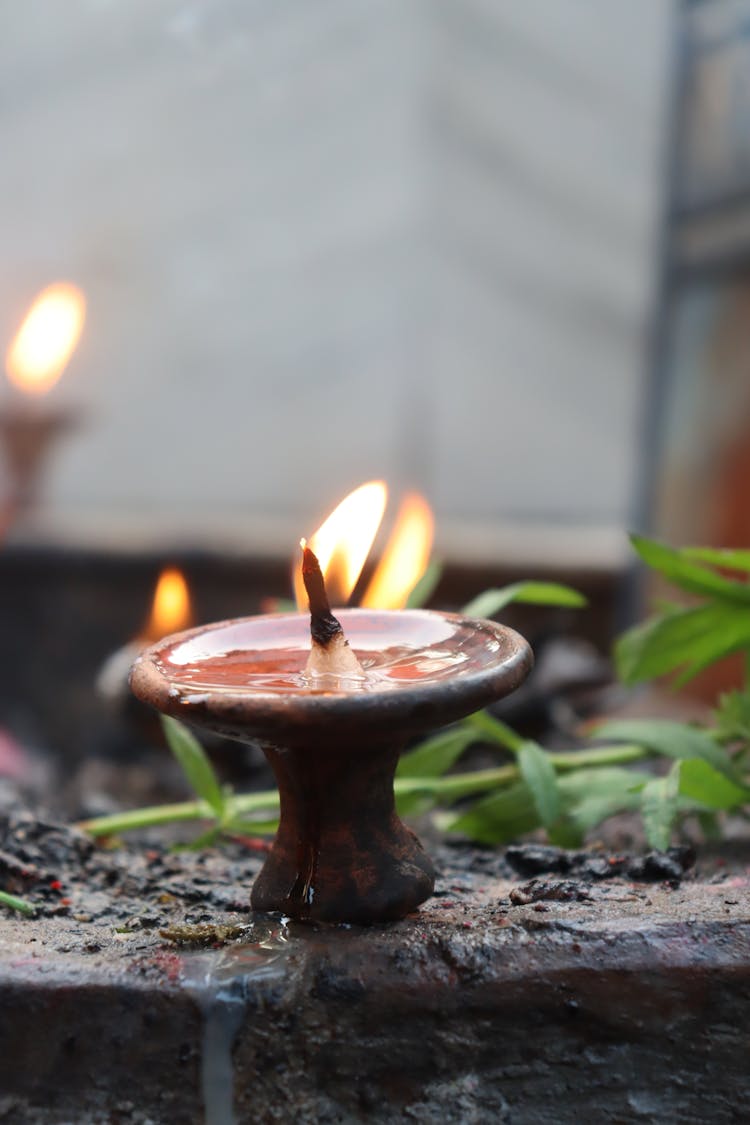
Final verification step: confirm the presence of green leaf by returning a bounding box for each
[592,719,735,777]
[447,782,541,845]
[681,546,750,574]
[0,890,34,916]
[161,716,225,819]
[461,582,586,619]
[558,767,651,834]
[678,758,750,810]
[518,742,560,827]
[464,710,524,753]
[395,790,437,819]
[547,819,586,849]
[406,559,443,609]
[714,690,750,744]
[640,762,681,850]
[396,727,476,779]
[615,601,750,687]
[629,534,750,604]
[696,810,722,841]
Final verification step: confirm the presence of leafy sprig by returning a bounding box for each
[616,536,750,687]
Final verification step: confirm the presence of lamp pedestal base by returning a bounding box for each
[251,741,435,924]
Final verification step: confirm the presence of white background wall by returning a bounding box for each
[0,0,674,562]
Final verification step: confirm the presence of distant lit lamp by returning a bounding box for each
[97,568,193,705]
[0,283,86,536]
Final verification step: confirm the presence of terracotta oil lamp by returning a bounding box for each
[130,544,532,924]
[1,283,86,535]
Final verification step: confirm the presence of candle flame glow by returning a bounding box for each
[362,493,434,609]
[6,283,86,396]
[145,568,192,640]
[293,481,388,609]
[294,482,434,611]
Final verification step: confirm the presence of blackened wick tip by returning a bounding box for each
[300,542,343,646]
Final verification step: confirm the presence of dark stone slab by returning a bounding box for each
[1,822,748,1123]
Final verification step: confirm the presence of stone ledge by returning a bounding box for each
[1,856,748,1124]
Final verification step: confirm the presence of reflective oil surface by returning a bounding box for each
[152,609,505,696]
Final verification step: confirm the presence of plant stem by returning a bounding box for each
[77,743,650,839]
[78,791,280,838]
[0,890,35,916]
[550,743,648,770]
[399,743,649,800]
[397,765,519,799]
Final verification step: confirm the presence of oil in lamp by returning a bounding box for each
[0,283,86,536]
[130,485,533,924]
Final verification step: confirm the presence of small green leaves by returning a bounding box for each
[714,690,750,745]
[592,719,734,777]
[517,742,581,847]
[396,727,476,779]
[464,711,524,753]
[445,761,656,846]
[620,535,750,688]
[679,546,750,575]
[462,582,586,619]
[0,890,34,916]
[677,759,750,810]
[447,782,540,845]
[629,535,750,605]
[161,716,226,820]
[557,767,649,836]
[615,602,750,687]
[640,763,681,851]
[518,742,560,827]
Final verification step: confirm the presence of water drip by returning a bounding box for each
[180,919,291,1125]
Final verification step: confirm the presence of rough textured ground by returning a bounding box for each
[0,813,749,1125]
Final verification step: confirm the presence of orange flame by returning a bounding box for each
[361,493,434,609]
[294,483,434,611]
[6,283,86,396]
[293,480,387,609]
[144,568,192,640]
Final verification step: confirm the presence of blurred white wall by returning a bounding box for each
[0,0,674,563]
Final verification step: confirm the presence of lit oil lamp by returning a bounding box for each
[130,485,533,923]
[97,567,192,704]
[0,283,86,536]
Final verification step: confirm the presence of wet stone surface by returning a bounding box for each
[0,812,749,1124]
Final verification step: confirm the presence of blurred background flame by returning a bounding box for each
[144,567,191,641]
[6,284,86,397]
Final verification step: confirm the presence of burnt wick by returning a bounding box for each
[300,541,364,679]
[301,543,343,645]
